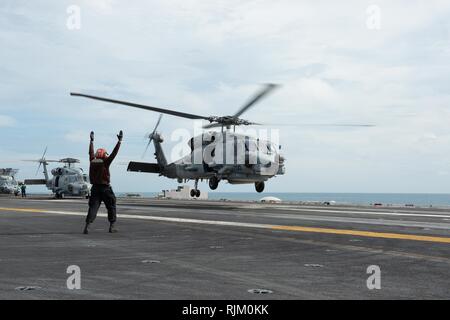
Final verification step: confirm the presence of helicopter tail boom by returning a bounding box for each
[127,162,161,174]
[152,133,168,168]
[24,179,47,185]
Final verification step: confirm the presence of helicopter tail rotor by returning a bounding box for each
[22,147,59,176]
[35,146,48,175]
[143,114,163,159]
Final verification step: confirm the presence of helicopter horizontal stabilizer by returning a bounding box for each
[127,162,161,174]
[24,179,47,185]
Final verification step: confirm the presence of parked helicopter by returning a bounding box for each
[24,148,91,199]
[71,84,372,196]
[0,168,20,195]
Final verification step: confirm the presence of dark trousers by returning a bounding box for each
[86,185,117,224]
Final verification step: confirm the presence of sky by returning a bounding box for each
[1,0,450,193]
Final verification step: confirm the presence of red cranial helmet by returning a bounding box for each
[95,148,108,159]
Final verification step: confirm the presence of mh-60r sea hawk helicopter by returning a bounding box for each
[24,148,91,199]
[71,84,372,197]
[71,84,285,196]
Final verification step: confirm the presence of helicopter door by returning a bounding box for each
[55,176,60,188]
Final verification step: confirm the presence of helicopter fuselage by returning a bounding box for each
[0,175,20,194]
[129,131,285,194]
[47,166,90,198]
[0,169,20,195]
[24,158,91,198]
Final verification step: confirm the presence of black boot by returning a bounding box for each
[109,223,118,233]
[83,223,90,234]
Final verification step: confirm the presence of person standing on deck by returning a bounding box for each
[83,130,123,234]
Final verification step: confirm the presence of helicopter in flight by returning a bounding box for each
[71,84,285,196]
[0,168,20,195]
[71,84,372,197]
[24,148,91,199]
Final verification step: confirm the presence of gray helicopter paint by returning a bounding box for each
[25,158,90,198]
[0,169,20,195]
[153,131,285,186]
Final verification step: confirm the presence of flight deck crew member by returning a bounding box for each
[21,184,26,198]
[83,130,123,234]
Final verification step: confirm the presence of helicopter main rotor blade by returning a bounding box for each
[233,83,279,119]
[70,93,209,120]
[264,123,375,127]
[22,159,60,162]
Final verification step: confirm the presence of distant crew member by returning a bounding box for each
[83,130,123,234]
[20,184,27,198]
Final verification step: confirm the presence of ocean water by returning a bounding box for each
[117,192,450,207]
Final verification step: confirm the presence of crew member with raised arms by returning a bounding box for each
[83,130,123,234]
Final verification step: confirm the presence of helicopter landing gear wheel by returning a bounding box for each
[209,176,219,190]
[255,181,265,193]
[191,179,201,197]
